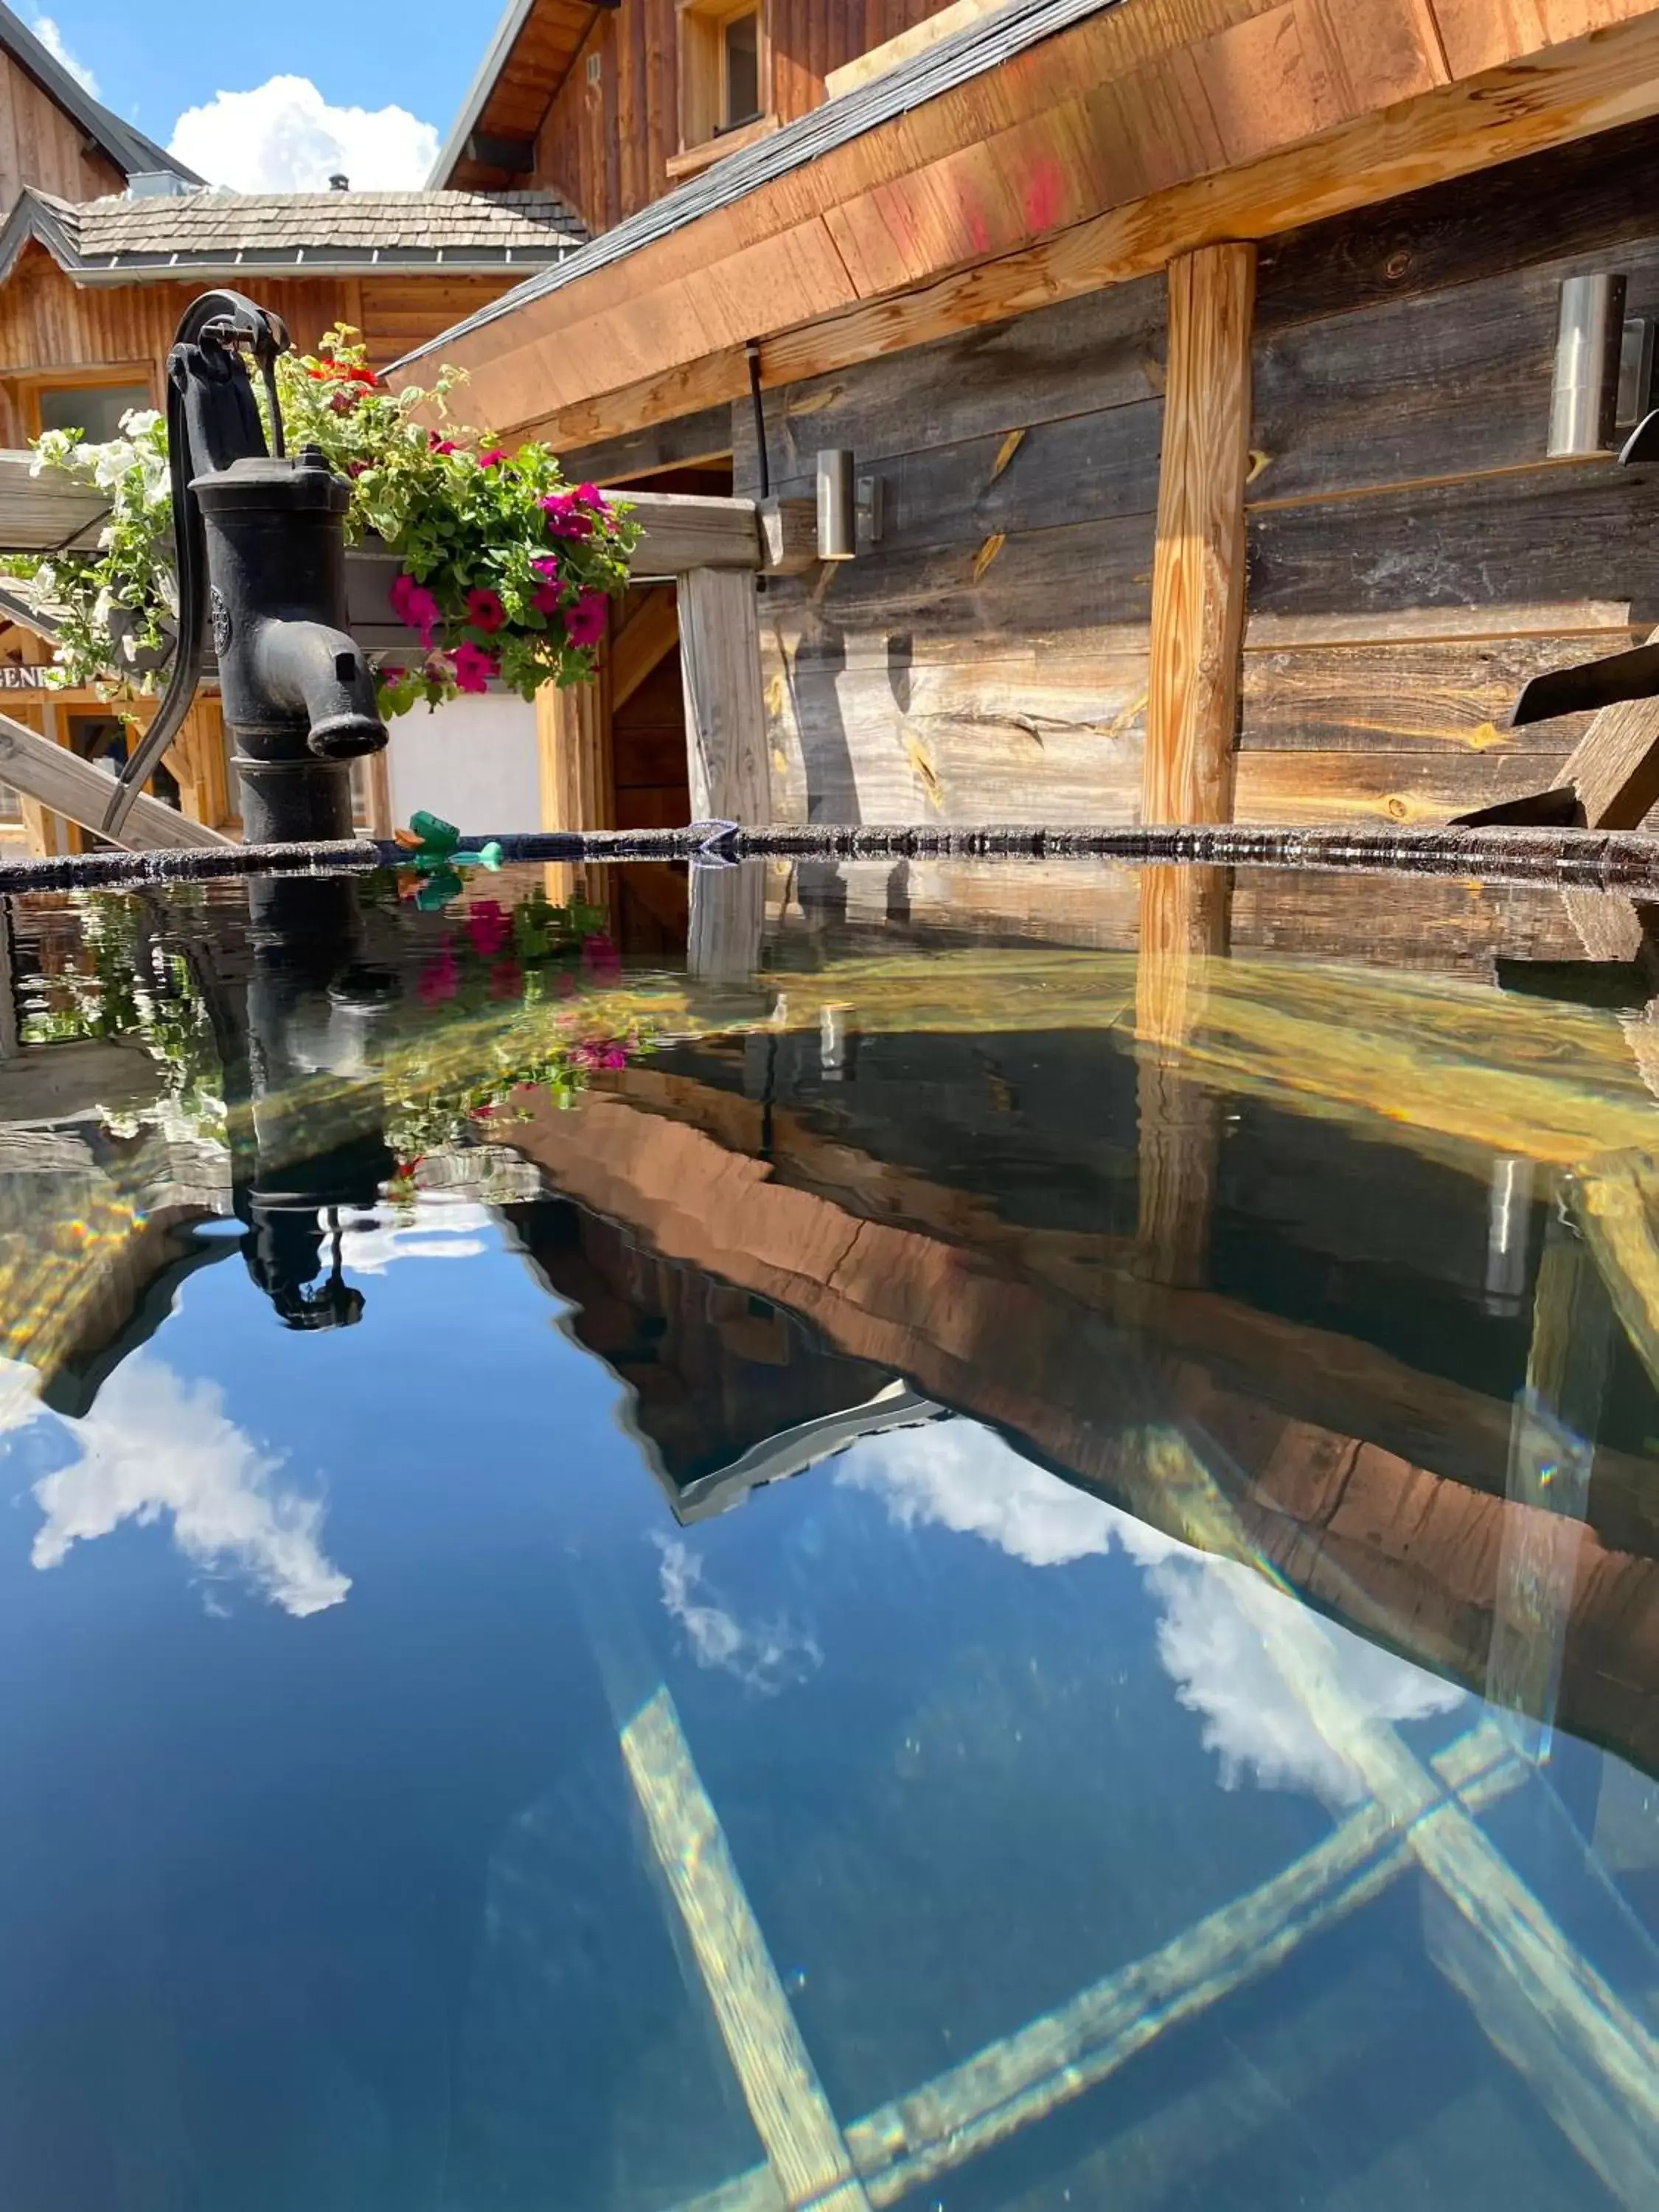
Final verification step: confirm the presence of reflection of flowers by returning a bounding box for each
[417,946,459,1005]
[22,892,222,1125]
[465,900,512,959]
[383,888,654,1159]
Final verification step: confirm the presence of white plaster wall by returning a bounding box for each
[384,692,538,835]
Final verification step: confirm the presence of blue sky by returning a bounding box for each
[25,3,493,184]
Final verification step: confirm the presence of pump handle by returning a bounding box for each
[102,291,289,838]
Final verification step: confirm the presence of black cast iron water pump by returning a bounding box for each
[102,290,386,843]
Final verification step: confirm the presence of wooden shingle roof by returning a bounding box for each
[0,186,588,283]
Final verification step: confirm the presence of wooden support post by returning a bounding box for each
[1485,1200,1611,1761]
[676,566,770,824]
[1144,243,1255,827]
[678,566,769,984]
[1135,863,1230,1289]
[537,635,614,908]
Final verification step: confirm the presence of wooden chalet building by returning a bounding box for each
[389,0,1659,863]
[0,0,588,849]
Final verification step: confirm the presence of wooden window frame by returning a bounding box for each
[675,0,772,162]
[12,364,156,441]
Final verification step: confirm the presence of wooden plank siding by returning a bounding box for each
[529,0,951,237]
[1236,118,1659,827]
[0,49,125,214]
[0,249,515,445]
[718,112,1659,835]
[731,262,1166,827]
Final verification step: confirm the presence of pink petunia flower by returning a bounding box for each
[532,581,560,616]
[346,457,370,478]
[539,490,595,541]
[390,572,442,647]
[489,958,522,1000]
[465,586,506,633]
[564,590,608,650]
[451,639,499,694]
[478,447,509,467]
[428,431,457,455]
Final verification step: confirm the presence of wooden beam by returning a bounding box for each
[0,452,106,552]
[678,566,769,981]
[536,661,613,835]
[1135,864,1232,1287]
[1146,244,1255,826]
[0,710,232,852]
[677,566,770,822]
[1554,625,1659,828]
[627,491,762,574]
[611,586,679,712]
[469,7,1659,453]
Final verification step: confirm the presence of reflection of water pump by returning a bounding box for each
[102,290,386,844]
[220,877,399,1331]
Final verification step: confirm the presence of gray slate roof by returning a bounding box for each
[0,1,201,186]
[0,186,590,283]
[393,0,1121,369]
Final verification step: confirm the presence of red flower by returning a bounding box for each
[452,640,498,694]
[564,589,608,649]
[465,586,506,633]
[330,388,359,414]
[478,446,508,467]
[348,364,378,386]
[346,457,370,478]
[428,431,457,455]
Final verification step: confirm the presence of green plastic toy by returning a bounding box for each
[392,812,504,905]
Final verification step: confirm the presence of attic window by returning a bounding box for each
[678,0,768,153]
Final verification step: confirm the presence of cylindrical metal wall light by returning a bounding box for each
[1548,273,1628,457]
[816,448,856,560]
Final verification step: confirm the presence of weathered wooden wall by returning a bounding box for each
[730,271,1167,824]
[715,120,1659,834]
[0,250,516,443]
[0,49,125,215]
[533,0,948,235]
[1237,119,1659,829]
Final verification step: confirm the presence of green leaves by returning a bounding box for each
[1,324,640,719]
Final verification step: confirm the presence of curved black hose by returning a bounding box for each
[102,291,288,838]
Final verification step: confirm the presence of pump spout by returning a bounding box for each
[249,618,386,761]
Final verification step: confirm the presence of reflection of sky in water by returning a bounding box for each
[838,1420,1464,1807]
[0,1197,1647,2211]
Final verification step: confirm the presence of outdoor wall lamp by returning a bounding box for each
[1546,273,1649,456]
[816,449,883,559]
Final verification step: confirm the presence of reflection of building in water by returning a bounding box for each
[493,1040,1659,1788]
[503,1196,942,1517]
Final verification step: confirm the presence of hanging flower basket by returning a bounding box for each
[0,327,639,720]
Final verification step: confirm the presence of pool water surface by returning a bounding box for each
[0,857,1655,2211]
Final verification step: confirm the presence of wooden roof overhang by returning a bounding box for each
[432,0,623,192]
[389,0,1659,451]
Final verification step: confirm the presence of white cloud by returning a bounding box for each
[841,1421,1463,1809]
[18,1354,349,1618]
[167,76,439,192]
[31,15,98,97]
[655,1534,821,1695]
[338,1200,490,1276]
